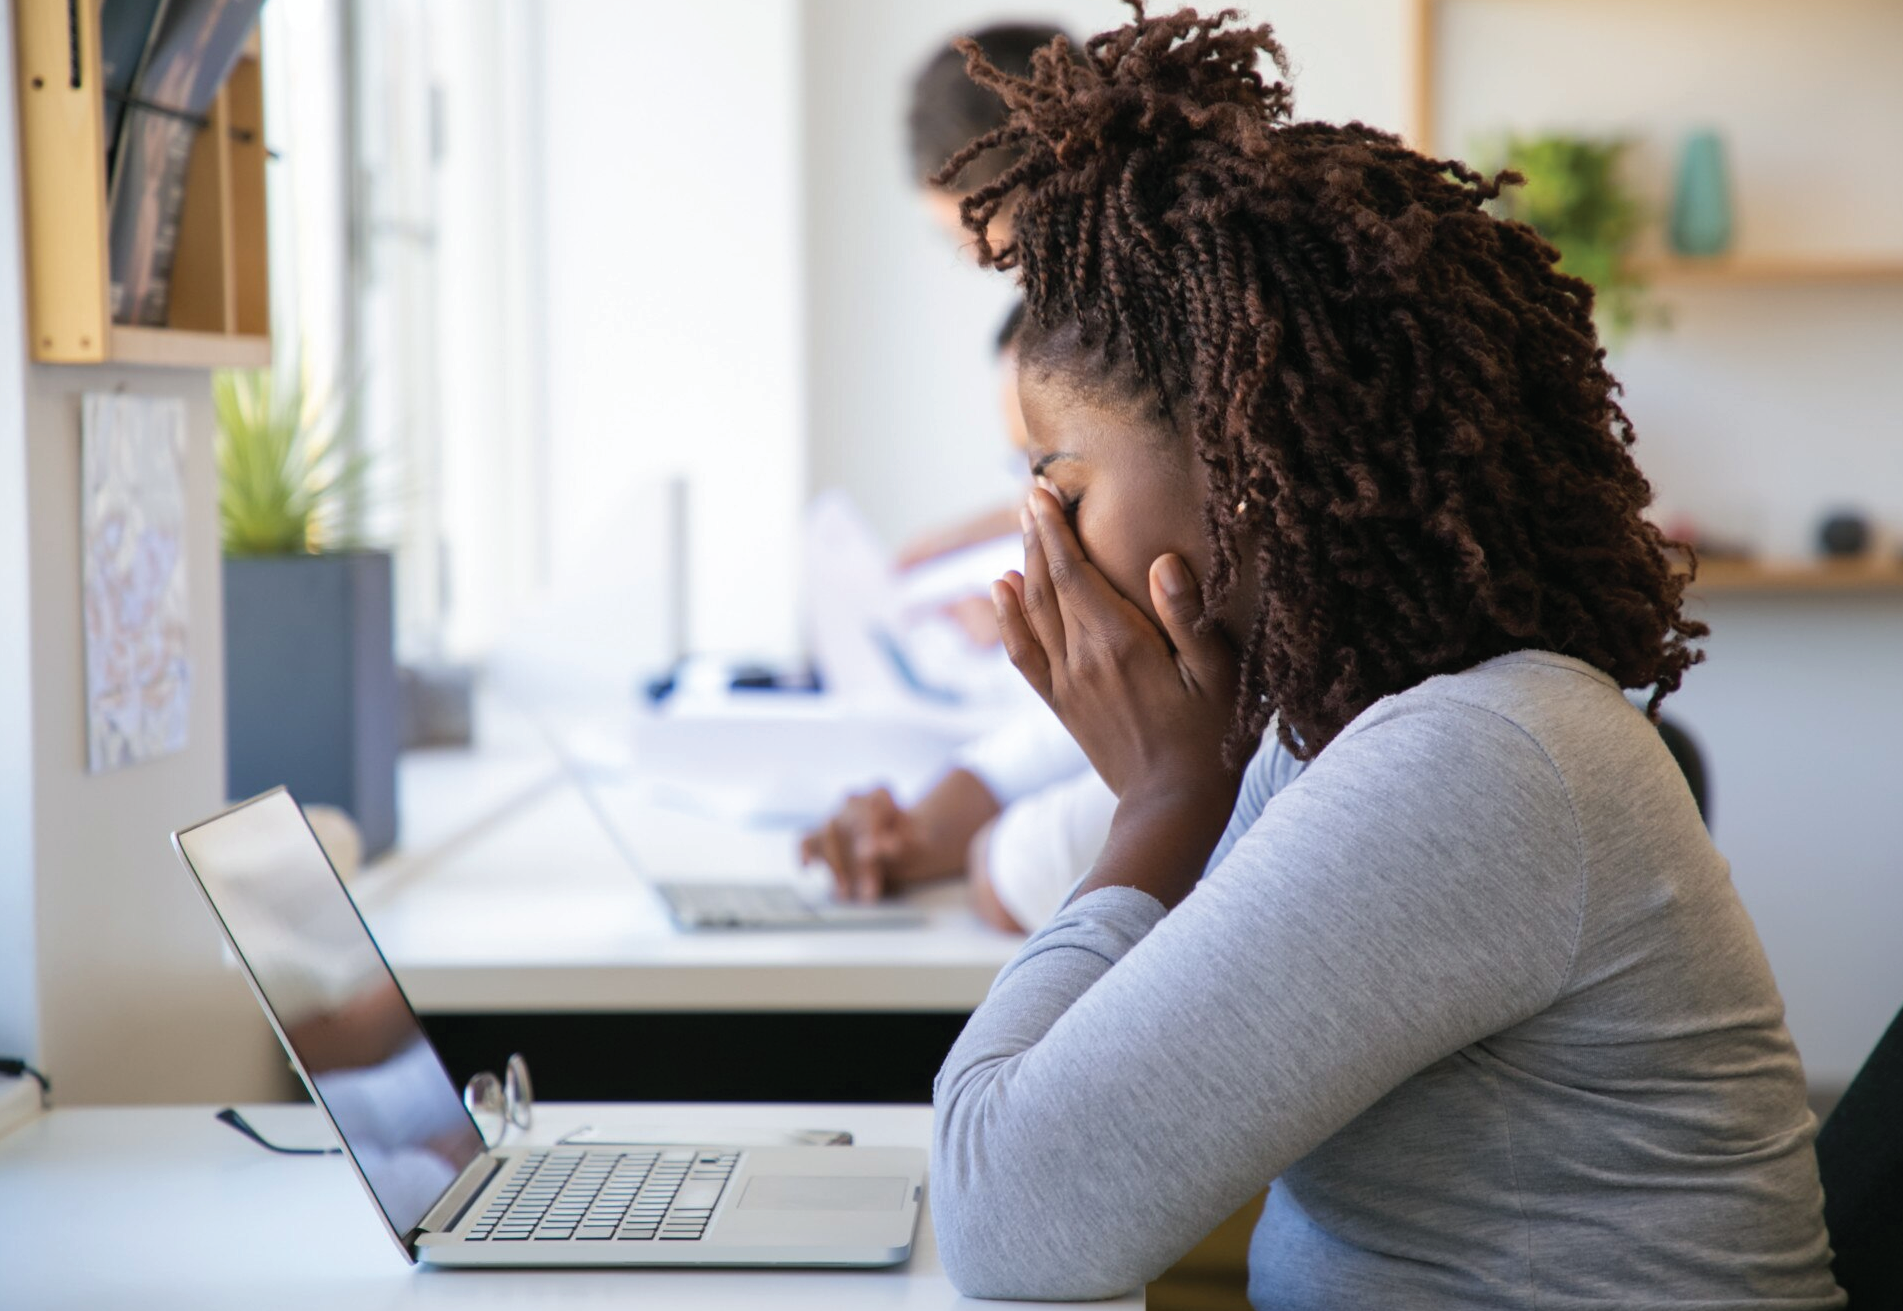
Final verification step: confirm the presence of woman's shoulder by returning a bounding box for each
[1342,650,1654,776]
[1324,649,1708,882]
[1245,651,1635,880]
[1377,650,1674,791]
[1219,649,1690,883]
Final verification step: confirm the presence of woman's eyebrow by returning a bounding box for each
[1030,452,1078,477]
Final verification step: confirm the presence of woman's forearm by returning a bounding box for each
[1071,786,1237,909]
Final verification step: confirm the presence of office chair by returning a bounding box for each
[1813,1004,1903,1310]
[1655,717,1708,825]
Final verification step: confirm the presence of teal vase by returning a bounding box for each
[1670,130,1733,257]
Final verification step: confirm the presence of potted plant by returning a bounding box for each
[216,363,399,857]
[1486,132,1656,344]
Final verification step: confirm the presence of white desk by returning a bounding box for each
[345,695,1026,1102]
[353,693,1025,1016]
[0,1101,1143,1309]
[356,780,1023,1014]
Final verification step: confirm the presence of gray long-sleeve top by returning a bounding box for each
[931,651,1841,1307]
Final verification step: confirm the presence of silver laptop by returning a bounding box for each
[551,733,927,933]
[171,788,925,1268]
[651,879,926,931]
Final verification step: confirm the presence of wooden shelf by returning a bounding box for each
[1684,559,1903,595]
[108,326,271,370]
[13,5,270,368]
[1632,255,1903,287]
[1407,3,1903,295]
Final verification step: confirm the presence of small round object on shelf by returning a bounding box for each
[1817,511,1871,559]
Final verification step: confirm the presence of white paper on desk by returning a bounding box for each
[631,692,981,825]
[803,491,908,706]
[802,492,1026,711]
[895,534,1025,615]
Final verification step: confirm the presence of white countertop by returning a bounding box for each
[0,1100,1142,1309]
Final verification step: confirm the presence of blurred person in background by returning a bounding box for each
[803,21,1170,933]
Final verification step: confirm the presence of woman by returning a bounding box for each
[927,7,1842,1307]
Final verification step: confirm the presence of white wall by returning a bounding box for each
[0,0,39,1060]
[1435,0,1903,561]
[19,364,285,1104]
[538,0,805,662]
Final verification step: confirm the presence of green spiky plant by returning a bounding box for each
[213,362,368,556]
[1485,133,1656,344]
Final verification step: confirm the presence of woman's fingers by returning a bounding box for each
[1026,488,1139,647]
[1017,502,1068,665]
[1148,553,1232,691]
[993,575,1053,701]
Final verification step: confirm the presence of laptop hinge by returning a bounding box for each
[418,1152,504,1236]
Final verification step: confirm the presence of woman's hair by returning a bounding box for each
[909,23,1075,189]
[939,3,1707,762]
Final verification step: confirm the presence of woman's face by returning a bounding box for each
[1016,365,1253,643]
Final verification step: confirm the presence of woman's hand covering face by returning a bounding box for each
[993,487,1243,808]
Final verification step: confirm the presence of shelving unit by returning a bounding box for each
[1409,0,1900,606]
[1687,558,1903,597]
[13,6,269,367]
[1406,0,1903,288]
[1631,255,1903,288]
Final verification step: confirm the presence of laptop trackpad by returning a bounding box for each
[738,1175,907,1212]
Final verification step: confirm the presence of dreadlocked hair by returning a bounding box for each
[937,2,1707,763]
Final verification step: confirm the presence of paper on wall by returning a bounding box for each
[82,392,191,773]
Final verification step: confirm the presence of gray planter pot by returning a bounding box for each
[223,551,398,857]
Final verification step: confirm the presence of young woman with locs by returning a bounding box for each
[926,5,1842,1306]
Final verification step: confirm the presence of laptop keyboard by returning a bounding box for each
[658,881,818,928]
[464,1149,740,1243]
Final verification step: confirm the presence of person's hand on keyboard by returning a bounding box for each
[801,768,1004,907]
[800,786,928,902]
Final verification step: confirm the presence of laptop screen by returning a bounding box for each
[175,789,487,1242]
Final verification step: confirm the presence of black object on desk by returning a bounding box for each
[423,1011,971,1106]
